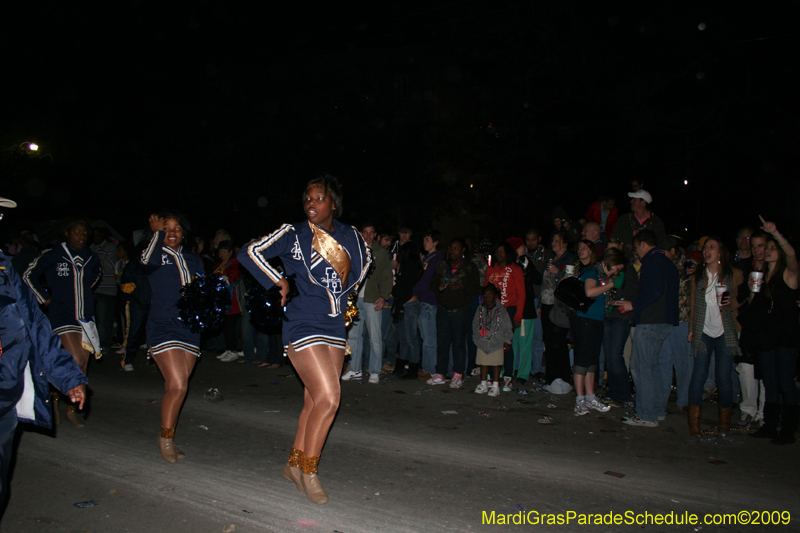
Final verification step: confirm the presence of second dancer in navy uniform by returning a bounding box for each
[238,175,371,504]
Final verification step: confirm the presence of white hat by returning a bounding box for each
[0,196,17,208]
[628,190,652,204]
[543,378,573,395]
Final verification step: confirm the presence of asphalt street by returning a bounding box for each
[3,351,798,533]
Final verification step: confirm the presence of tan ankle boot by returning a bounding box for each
[158,427,178,463]
[66,405,85,428]
[282,447,304,492]
[300,454,328,504]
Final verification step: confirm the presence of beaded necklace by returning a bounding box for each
[478,302,503,339]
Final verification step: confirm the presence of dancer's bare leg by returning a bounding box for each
[285,343,345,503]
[152,348,196,461]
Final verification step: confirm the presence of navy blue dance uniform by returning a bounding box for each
[140,231,205,357]
[23,243,101,335]
[238,220,371,354]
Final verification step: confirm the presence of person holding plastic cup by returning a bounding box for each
[746,217,799,444]
[686,237,743,437]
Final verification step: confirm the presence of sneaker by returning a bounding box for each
[341,370,362,381]
[368,373,380,384]
[449,373,463,389]
[658,414,666,421]
[735,412,753,428]
[237,351,244,357]
[220,351,239,362]
[123,363,134,372]
[586,397,611,413]
[216,350,229,360]
[488,382,500,397]
[470,368,481,377]
[426,373,446,385]
[574,400,590,416]
[502,377,513,392]
[475,381,489,394]
[621,416,658,427]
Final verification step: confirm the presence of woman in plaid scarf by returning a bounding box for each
[687,237,743,437]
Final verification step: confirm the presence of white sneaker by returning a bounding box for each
[123,363,134,372]
[341,370,362,381]
[220,351,239,362]
[368,373,380,384]
[621,416,658,427]
[426,373,446,385]
[237,351,244,357]
[449,373,463,389]
[475,381,489,394]
[574,400,590,416]
[470,368,481,377]
[585,397,611,413]
[216,351,229,360]
[502,376,513,392]
[488,382,500,397]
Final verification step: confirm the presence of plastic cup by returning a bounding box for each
[715,285,727,305]
[750,271,764,293]
[564,265,576,276]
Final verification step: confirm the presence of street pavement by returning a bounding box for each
[3,352,798,533]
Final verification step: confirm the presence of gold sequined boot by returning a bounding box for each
[158,427,178,463]
[300,454,328,504]
[282,446,304,492]
[66,404,85,428]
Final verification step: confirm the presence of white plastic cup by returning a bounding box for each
[750,271,764,293]
[564,265,576,276]
[715,285,727,306]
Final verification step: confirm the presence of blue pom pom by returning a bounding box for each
[177,273,231,333]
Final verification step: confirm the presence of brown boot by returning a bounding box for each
[158,427,178,463]
[282,446,304,492]
[66,405,85,428]
[688,405,702,437]
[719,407,732,432]
[300,454,328,504]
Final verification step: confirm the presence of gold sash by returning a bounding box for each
[309,221,350,288]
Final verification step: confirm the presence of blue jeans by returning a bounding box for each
[659,322,693,409]
[94,292,116,349]
[503,306,517,379]
[435,306,471,376]
[759,347,799,405]
[630,323,673,421]
[604,318,632,403]
[241,307,268,363]
[402,302,421,364]
[383,307,400,362]
[347,297,368,373]
[466,295,481,375]
[362,300,385,375]
[531,299,544,375]
[689,333,734,408]
[409,301,437,374]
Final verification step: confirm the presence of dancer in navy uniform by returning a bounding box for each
[238,175,371,504]
[140,210,204,463]
[23,218,100,427]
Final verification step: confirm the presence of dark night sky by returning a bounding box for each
[2,2,798,247]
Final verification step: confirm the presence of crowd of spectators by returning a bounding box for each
[5,183,798,446]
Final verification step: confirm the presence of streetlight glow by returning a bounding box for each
[28,143,38,151]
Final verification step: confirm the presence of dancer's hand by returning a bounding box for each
[66,384,87,410]
[149,214,164,233]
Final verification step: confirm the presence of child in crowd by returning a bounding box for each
[472,283,514,397]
